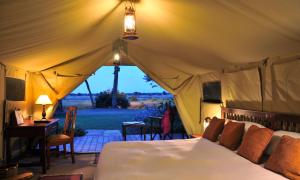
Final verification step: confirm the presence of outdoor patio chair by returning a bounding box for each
[145,104,190,140]
[145,103,174,140]
[145,116,163,140]
[46,106,77,169]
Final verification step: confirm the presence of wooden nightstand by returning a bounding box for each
[190,134,203,138]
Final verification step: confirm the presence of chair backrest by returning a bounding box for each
[63,106,77,138]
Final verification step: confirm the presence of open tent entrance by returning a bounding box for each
[27,38,203,138]
[52,65,189,152]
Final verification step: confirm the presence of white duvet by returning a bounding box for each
[95,138,286,180]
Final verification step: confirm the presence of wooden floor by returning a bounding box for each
[19,154,98,180]
[61,130,185,153]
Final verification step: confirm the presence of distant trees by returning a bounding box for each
[129,96,138,101]
[95,90,129,109]
[143,75,158,88]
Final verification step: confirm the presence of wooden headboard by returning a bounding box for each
[221,107,300,133]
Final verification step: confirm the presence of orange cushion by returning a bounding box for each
[265,135,300,180]
[47,134,71,144]
[203,117,225,142]
[237,125,273,164]
[219,121,245,150]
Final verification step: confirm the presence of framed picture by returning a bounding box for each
[14,109,24,125]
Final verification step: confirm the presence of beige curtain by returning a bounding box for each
[128,46,202,135]
[222,68,262,111]
[29,45,112,119]
[174,76,202,134]
[267,57,300,113]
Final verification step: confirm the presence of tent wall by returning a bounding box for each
[0,1,300,136]
[128,49,202,135]
[200,72,222,129]
[222,68,262,111]
[1,56,299,141]
[196,56,300,134]
[29,45,111,119]
[174,76,202,134]
[264,56,300,113]
[0,65,30,160]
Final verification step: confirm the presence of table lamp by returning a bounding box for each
[35,95,52,120]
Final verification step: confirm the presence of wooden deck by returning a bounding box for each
[60,130,186,153]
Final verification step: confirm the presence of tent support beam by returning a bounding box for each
[40,73,59,95]
[40,44,110,72]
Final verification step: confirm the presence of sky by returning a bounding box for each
[72,66,166,94]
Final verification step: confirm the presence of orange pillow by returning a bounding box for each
[203,117,225,142]
[237,125,273,164]
[219,121,245,150]
[265,135,300,180]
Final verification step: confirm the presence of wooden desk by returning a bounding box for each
[5,119,59,174]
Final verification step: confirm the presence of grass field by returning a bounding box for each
[54,108,147,130]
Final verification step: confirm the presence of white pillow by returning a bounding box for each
[227,120,265,133]
[244,122,265,132]
[265,130,300,155]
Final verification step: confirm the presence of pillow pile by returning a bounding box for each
[237,125,273,164]
[203,117,225,142]
[219,121,245,150]
[203,118,300,179]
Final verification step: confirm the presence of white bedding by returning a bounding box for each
[95,138,286,180]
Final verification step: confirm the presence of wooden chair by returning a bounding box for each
[46,106,77,168]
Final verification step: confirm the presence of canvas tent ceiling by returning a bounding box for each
[1,0,300,72]
[0,0,300,136]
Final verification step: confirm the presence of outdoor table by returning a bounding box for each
[122,121,146,141]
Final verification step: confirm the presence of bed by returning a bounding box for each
[95,107,300,180]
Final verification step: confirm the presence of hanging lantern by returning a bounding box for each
[113,53,121,66]
[112,38,128,65]
[123,2,138,40]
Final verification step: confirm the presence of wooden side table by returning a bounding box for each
[122,121,146,141]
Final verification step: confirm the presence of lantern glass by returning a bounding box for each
[123,6,138,40]
[124,13,135,32]
[113,53,120,65]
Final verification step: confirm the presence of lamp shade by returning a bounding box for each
[35,95,52,105]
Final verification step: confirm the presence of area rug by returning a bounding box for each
[39,174,83,180]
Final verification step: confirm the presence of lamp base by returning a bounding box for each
[42,105,47,120]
